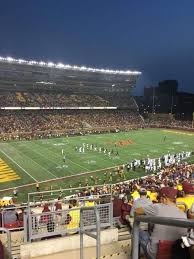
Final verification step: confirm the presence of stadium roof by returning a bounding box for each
[0,56,141,93]
[0,56,141,76]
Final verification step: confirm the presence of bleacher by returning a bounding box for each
[1,162,194,258]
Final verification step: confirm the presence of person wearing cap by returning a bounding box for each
[130,188,152,217]
[135,187,187,259]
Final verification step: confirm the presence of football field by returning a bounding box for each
[0,128,194,191]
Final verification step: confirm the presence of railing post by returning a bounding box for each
[132,218,140,259]
[80,209,84,259]
[80,206,101,259]
[96,207,101,259]
[23,209,29,243]
[109,203,113,227]
[28,206,32,242]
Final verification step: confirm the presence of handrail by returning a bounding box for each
[132,215,194,259]
[0,227,12,257]
[80,206,101,259]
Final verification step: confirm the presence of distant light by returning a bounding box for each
[29,60,37,65]
[57,63,65,68]
[18,59,25,63]
[80,66,87,70]
[48,62,54,67]
[39,61,46,66]
[7,57,14,62]
[0,56,142,75]
[36,81,56,85]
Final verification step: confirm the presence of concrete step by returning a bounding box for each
[33,240,131,259]
[118,227,131,241]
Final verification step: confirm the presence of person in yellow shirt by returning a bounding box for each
[85,197,96,207]
[176,180,194,211]
[131,186,140,201]
[66,199,80,234]
[149,188,158,203]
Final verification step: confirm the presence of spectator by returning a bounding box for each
[112,193,123,217]
[40,204,51,224]
[2,206,18,225]
[130,188,152,217]
[66,199,80,234]
[136,187,187,259]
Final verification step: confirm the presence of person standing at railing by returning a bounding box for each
[135,187,187,259]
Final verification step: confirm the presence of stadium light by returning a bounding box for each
[57,63,65,68]
[48,62,55,67]
[0,56,142,75]
[18,59,26,64]
[6,57,14,62]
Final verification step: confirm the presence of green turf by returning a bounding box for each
[0,128,194,191]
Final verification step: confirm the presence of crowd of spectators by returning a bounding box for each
[145,113,192,128]
[0,92,110,107]
[0,110,142,140]
[74,162,194,258]
[1,161,194,257]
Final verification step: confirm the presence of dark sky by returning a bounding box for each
[0,0,194,95]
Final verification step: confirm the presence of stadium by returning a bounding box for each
[0,56,194,259]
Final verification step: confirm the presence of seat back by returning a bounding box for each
[156,240,175,259]
[3,221,20,229]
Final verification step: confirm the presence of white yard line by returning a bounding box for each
[31,142,77,176]
[0,149,38,182]
[46,143,91,172]
[13,145,58,179]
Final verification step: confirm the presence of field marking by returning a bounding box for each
[30,141,79,176]
[44,143,116,175]
[163,130,194,136]
[13,144,58,179]
[51,146,91,172]
[0,149,38,182]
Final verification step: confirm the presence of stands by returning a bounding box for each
[0,109,142,140]
[0,92,111,107]
[0,161,194,258]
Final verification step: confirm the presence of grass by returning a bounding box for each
[0,128,194,201]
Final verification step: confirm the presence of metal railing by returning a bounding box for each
[0,227,12,258]
[28,184,112,203]
[132,215,194,259]
[80,206,101,259]
[24,203,112,242]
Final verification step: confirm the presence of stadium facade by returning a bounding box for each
[0,56,141,108]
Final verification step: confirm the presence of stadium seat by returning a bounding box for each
[156,240,175,259]
[3,221,21,229]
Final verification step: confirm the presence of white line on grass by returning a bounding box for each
[0,149,38,182]
[12,145,58,179]
[50,145,91,172]
[30,142,77,176]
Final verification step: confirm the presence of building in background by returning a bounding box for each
[135,80,194,120]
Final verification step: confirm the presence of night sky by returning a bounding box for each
[0,0,194,95]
